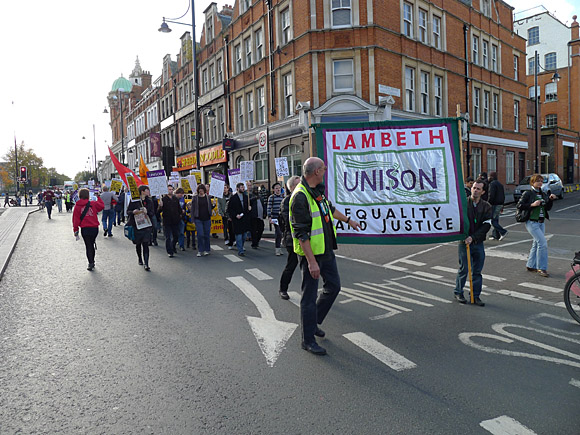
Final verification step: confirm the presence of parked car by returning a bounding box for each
[513,173,564,202]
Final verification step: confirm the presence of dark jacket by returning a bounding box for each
[159,194,182,225]
[487,179,505,206]
[227,192,251,235]
[279,195,293,248]
[190,194,212,221]
[466,198,493,244]
[126,197,154,227]
[114,192,125,212]
[516,189,554,220]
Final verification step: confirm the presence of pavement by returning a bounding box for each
[0,206,40,279]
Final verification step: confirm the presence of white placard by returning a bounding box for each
[187,175,198,194]
[208,173,225,198]
[228,168,242,189]
[146,170,169,198]
[275,157,290,177]
[169,171,180,186]
[240,161,255,182]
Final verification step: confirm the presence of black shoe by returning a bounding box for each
[314,327,326,338]
[301,342,327,355]
[454,293,467,304]
[87,263,95,271]
[473,297,485,307]
[108,233,113,237]
[144,265,150,271]
[104,230,107,236]
[180,247,185,251]
[279,291,290,300]
[168,253,174,258]
[138,260,144,265]
[153,241,158,246]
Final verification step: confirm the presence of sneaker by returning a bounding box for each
[87,263,95,271]
[144,265,150,271]
[197,252,202,257]
[454,293,467,304]
[238,252,245,257]
[499,231,508,241]
[526,267,537,272]
[279,291,290,300]
[203,251,210,256]
[168,253,174,258]
[301,342,327,355]
[108,233,113,237]
[228,245,235,250]
[488,236,497,240]
[473,297,485,307]
[537,270,550,278]
[138,260,144,265]
[103,230,108,236]
[180,247,185,251]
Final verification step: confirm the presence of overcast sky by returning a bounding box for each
[0,0,577,178]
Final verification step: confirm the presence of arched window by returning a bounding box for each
[235,155,245,168]
[253,152,269,181]
[280,144,302,177]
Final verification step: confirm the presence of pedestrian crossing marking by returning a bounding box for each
[569,378,580,389]
[431,266,506,282]
[497,290,541,301]
[479,415,537,434]
[518,282,562,293]
[383,264,408,272]
[246,268,273,281]
[211,245,224,251]
[224,254,243,263]
[343,332,417,371]
[397,259,426,267]
[412,270,443,279]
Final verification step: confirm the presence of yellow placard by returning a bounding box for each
[110,179,123,193]
[126,175,139,201]
[73,183,78,190]
[210,199,222,234]
[181,178,192,193]
[191,170,202,184]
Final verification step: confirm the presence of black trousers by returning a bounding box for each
[81,227,98,265]
[250,218,264,247]
[280,246,299,292]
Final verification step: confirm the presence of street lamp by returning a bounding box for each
[533,50,561,173]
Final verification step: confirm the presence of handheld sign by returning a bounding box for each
[146,170,168,198]
[187,175,198,193]
[209,173,225,198]
[190,170,202,184]
[110,179,123,193]
[240,161,254,182]
[275,157,290,177]
[126,175,140,202]
[228,168,242,188]
[181,177,193,193]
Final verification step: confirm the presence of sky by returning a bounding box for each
[0,0,578,179]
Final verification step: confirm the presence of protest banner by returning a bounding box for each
[210,198,222,235]
[240,161,254,181]
[209,172,225,198]
[181,177,193,193]
[110,179,123,193]
[314,119,469,245]
[187,175,198,193]
[275,157,290,177]
[228,168,242,188]
[89,189,98,201]
[104,180,112,189]
[126,175,140,202]
[169,171,180,186]
[190,170,202,184]
[146,170,168,198]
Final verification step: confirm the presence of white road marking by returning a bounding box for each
[485,251,530,261]
[554,302,566,308]
[412,271,443,279]
[518,282,562,293]
[227,276,297,367]
[211,245,224,251]
[480,415,537,435]
[431,266,457,274]
[431,266,506,282]
[245,268,273,281]
[225,254,243,263]
[383,264,408,272]
[486,238,533,250]
[503,222,521,229]
[569,378,580,388]
[287,291,301,307]
[383,244,443,267]
[343,332,417,371]
[397,258,426,267]
[496,290,541,302]
[555,203,580,213]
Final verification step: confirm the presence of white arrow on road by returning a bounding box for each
[227,276,298,367]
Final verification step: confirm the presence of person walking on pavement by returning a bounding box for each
[217,183,233,246]
[227,182,251,256]
[72,188,105,271]
[487,172,507,241]
[159,184,182,258]
[115,187,126,224]
[477,172,489,202]
[149,196,159,246]
[453,180,492,306]
[127,185,154,271]
[290,157,361,355]
[174,188,187,252]
[246,181,264,249]
[278,175,301,300]
[190,184,212,257]
[99,185,118,237]
[267,182,284,256]
[3,193,10,207]
[44,187,55,219]
[54,188,63,213]
[516,173,557,278]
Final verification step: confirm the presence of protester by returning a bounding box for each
[149,196,159,246]
[28,190,33,205]
[184,203,196,250]
[15,191,21,206]
[487,172,507,241]
[3,193,9,207]
[246,181,264,249]
[175,187,187,252]
[516,174,557,277]
[100,185,118,237]
[477,172,489,202]
[278,175,301,300]
[453,180,492,306]
[72,188,105,271]
[115,187,126,224]
[190,184,212,257]
[65,191,73,212]
[290,157,361,355]
[227,182,251,256]
[127,185,154,271]
[464,177,474,198]
[267,182,284,256]
[44,187,55,219]
[159,184,182,257]
[217,183,233,246]
[54,188,63,213]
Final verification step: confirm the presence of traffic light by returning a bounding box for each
[20,166,27,182]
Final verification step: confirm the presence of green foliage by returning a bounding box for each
[74,170,95,184]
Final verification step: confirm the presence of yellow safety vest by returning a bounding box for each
[289,183,336,256]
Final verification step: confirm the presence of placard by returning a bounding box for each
[110,179,123,193]
[146,170,168,198]
[190,170,202,184]
[169,171,180,186]
[240,161,254,182]
[209,173,225,198]
[89,189,98,201]
[104,180,112,188]
[275,157,290,177]
[228,168,242,189]
[181,177,193,193]
[126,175,140,202]
[187,175,198,194]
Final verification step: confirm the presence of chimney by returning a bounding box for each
[221,4,233,17]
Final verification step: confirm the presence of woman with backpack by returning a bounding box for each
[72,188,105,271]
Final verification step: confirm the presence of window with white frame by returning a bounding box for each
[219,105,225,137]
[527,115,535,129]
[236,96,244,132]
[247,92,254,129]
[434,75,443,117]
[331,0,351,27]
[235,155,245,168]
[545,52,556,70]
[281,8,291,45]
[403,3,413,37]
[513,55,519,81]
[432,15,441,49]
[514,100,519,132]
[241,0,251,14]
[185,81,190,105]
[528,27,539,46]
[283,73,293,117]
[190,79,194,101]
[244,37,252,68]
[482,40,488,69]
[179,86,184,108]
[418,9,428,43]
[493,93,499,128]
[420,71,429,114]
[207,64,214,90]
[202,69,208,93]
[545,82,557,102]
[472,148,482,177]
[333,59,354,92]
[472,35,479,65]
[473,87,480,124]
[546,114,557,127]
[281,144,302,177]
[206,16,213,43]
[217,58,223,83]
[483,91,490,126]
[528,56,538,75]
[204,114,211,144]
[255,28,263,60]
[211,113,217,141]
[253,152,269,181]
[487,149,497,172]
[405,66,415,111]
[257,86,265,125]
[506,151,515,183]
[481,0,491,17]
[235,44,242,74]
[491,44,498,72]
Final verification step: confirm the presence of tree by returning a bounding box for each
[74,170,94,184]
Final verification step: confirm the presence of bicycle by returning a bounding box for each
[563,251,580,324]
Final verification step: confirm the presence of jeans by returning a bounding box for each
[81,227,98,265]
[116,210,125,224]
[525,220,548,271]
[299,251,341,345]
[280,246,299,292]
[491,205,507,239]
[45,201,53,218]
[178,220,186,249]
[454,242,485,298]
[194,219,212,253]
[273,223,282,248]
[56,198,63,212]
[163,223,180,255]
[235,233,245,255]
[102,209,115,235]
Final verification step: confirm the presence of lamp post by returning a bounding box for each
[533,50,561,173]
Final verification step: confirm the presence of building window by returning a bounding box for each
[420,71,429,114]
[257,86,265,125]
[472,35,479,65]
[179,86,184,108]
[235,155,245,168]
[255,28,264,60]
[481,0,491,17]
[405,66,415,111]
[528,56,538,75]
[204,114,211,144]
[487,149,497,173]
[333,59,354,92]
[241,0,251,14]
[418,9,428,43]
[514,100,519,132]
[331,0,351,27]
[202,69,208,94]
[527,115,535,129]
[483,91,490,126]
[283,73,293,118]
[491,44,498,72]
[472,148,482,177]
[482,40,489,69]
[236,96,244,132]
[280,144,302,177]
[281,8,291,45]
[544,52,556,70]
[219,106,225,138]
[432,15,441,49]
[492,93,499,128]
[513,55,519,81]
[217,58,223,83]
[473,87,480,124]
[247,92,254,130]
[206,17,213,43]
[506,151,515,184]
[545,82,557,102]
[253,153,269,181]
[546,114,558,127]
[209,64,215,89]
[403,2,413,38]
[528,26,539,46]
[434,75,442,117]
[244,37,252,68]
[190,79,194,101]
[235,44,242,74]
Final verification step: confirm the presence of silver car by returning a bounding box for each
[513,173,564,202]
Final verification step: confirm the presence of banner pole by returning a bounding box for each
[308,111,314,157]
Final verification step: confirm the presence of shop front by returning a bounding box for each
[174,145,228,182]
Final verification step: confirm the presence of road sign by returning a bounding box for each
[258,130,268,154]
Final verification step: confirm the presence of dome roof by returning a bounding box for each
[111,76,133,93]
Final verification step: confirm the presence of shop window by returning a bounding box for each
[280,144,302,177]
[253,152,269,181]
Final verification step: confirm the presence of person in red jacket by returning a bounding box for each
[73,188,105,271]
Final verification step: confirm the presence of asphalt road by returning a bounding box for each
[0,204,578,434]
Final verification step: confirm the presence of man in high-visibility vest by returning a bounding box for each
[290,157,361,355]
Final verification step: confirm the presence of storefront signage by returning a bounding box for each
[175,145,227,171]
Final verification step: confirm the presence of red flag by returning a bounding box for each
[108,147,144,187]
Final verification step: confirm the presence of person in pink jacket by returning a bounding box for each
[73,188,105,271]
